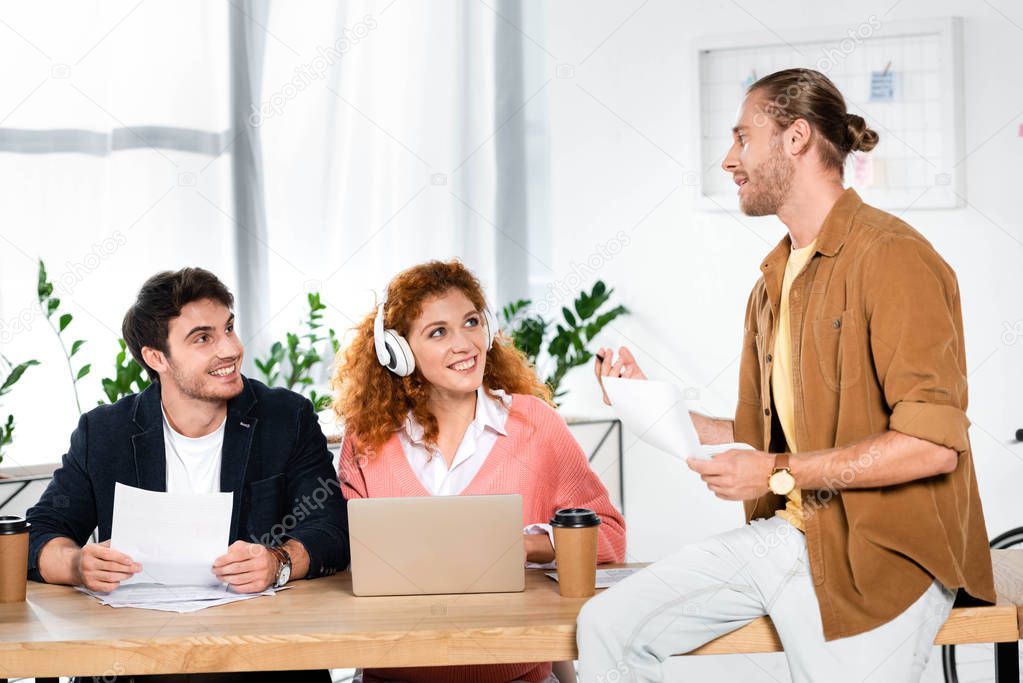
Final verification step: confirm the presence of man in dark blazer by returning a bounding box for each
[27,267,348,682]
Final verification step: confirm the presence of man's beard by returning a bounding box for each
[740,137,793,217]
[166,358,244,402]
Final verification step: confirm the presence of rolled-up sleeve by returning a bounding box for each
[863,235,970,455]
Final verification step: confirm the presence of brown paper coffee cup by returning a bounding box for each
[0,515,29,603]
[550,508,600,598]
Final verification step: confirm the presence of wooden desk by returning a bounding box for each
[0,569,584,678]
[2,556,1021,679]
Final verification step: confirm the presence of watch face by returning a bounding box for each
[769,469,796,495]
[277,563,291,587]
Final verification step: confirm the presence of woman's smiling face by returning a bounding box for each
[406,288,488,397]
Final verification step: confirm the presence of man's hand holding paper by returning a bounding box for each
[75,539,142,592]
[685,447,774,501]
[212,540,278,593]
[595,346,769,498]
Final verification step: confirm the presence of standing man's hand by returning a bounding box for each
[76,540,141,592]
[212,540,277,593]
[686,449,775,501]
[594,346,648,405]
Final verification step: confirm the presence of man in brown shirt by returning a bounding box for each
[578,68,994,682]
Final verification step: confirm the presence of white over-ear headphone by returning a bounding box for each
[373,293,498,377]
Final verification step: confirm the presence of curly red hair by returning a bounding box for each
[332,260,552,453]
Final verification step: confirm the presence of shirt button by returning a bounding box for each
[764,407,771,416]
[766,353,773,363]
[833,318,842,329]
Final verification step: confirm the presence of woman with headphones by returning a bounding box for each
[332,259,626,683]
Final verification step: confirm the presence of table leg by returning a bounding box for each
[995,640,1019,681]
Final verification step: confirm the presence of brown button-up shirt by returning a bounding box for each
[735,188,995,640]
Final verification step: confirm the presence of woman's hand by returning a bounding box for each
[523,531,555,564]
[594,346,647,405]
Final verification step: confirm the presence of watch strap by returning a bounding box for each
[266,544,291,586]
[773,452,791,473]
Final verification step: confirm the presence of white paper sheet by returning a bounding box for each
[77,584,284,612]
[546,567,641,589]
[110,482,233,587]
[602,376,756,460]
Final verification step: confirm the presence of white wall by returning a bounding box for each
[540,1,1023,679]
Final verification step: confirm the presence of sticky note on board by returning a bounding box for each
[870,70,897,102]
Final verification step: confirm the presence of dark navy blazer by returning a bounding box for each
[27,376,349,582]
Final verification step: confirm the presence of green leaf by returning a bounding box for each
[562,307,577,327]
[574,293,595,320]
[37,260,53,300]
[75,364,91,381]
[46,298,60,317]
[592,305,628,332]
[59,313,73,332]
[570,333,585,354]
[329,328,340,355]
[70,339,86,357]
[0,414,14,447]
[101,378,119,404]
[548,334,569,358]
[501,299,531,322]
[580,284,613,319]
[0,360,39,395]
[308,292,325,311]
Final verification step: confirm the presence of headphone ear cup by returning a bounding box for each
[484,308,497,349]
[383,330,415,377]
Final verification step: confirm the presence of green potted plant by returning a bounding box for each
[254,292,340,412]
[500,280,628,403]
[98,339,151,405]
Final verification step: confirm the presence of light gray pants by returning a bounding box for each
[355,672,559,682]
[577,517,954,683]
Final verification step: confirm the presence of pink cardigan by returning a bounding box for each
[339,393,627,683]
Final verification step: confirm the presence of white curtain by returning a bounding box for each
[0,2,236,468]
[0,0,549,467]
[254,0,547,362]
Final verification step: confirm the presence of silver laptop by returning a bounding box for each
[348,494,525,597]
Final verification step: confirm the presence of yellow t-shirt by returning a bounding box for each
[772,238,817,532]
